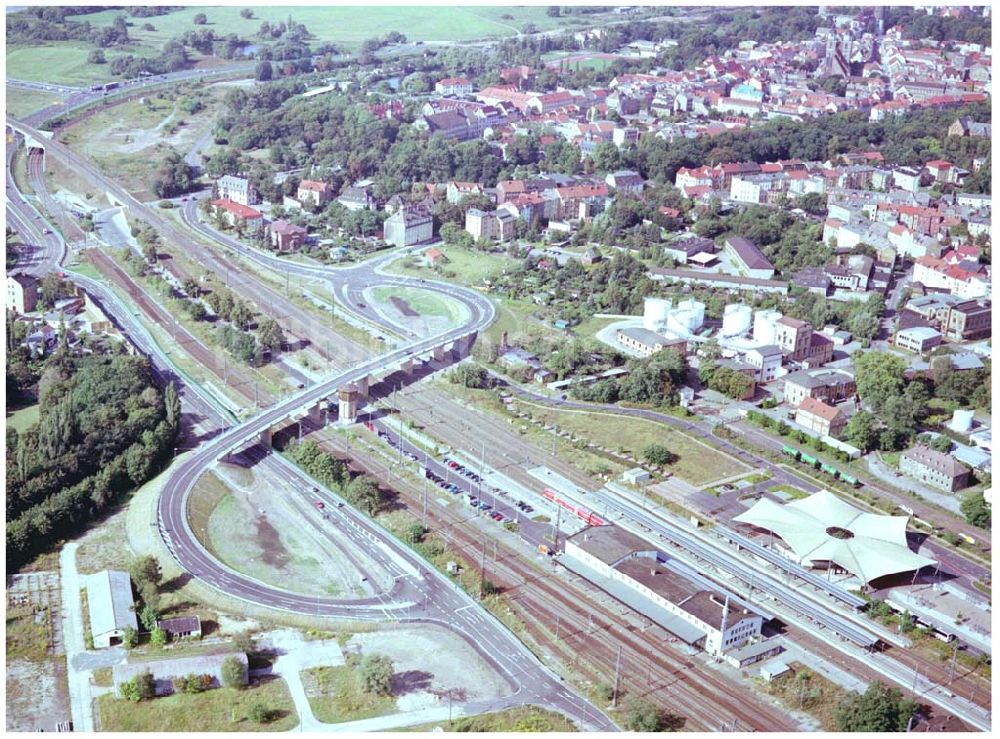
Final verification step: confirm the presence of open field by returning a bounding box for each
[390,245,517,288]
[5,605,51,662]
[65,6,587,50]
[542,50,619,71]
[397,705,578,732]
[189,469,354,597]
[7,404,39,434]
[59,91,223,200]
[504,394,748,486]
[96,678,298,732]
[302,623,512,723]
[758,663,848,732]
[302,664,397,724]
[6,42,160,87]
[372,287,468,326]
[6,86,65,118]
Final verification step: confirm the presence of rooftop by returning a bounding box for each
[902,444,970,477]
[725,237,775,271]
[565,525,656,567]
[797,396,843,421]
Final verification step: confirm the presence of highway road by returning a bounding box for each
[18,64,257,129]
[6,123,616,730]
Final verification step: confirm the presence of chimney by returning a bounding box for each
[500,330,509,351]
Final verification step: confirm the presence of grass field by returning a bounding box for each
[390,245,517,288]
[301,664,397,724]
[6,86,65,118]
[513,399,747,485]
[370,286,467,326]
[190,470,349,597]
[59,91,223,200]
[541,51,618,71]
[397,705,578,732]
[5,604,51,662]
[7,405,40,434]
[65,6,582,51]
[759,663,848,731]
[96,679,298,732]
[6,42,161,87]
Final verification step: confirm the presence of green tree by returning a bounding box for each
[130,555,163,593]
[621,696,681,732]
[249,703,277,724]
[642,443,676,467]
[256,317,286,353]
[930,435,953,453]
[344,475,384,516]
[149,626,168,647]
[122,626,139,650]
[193,12,207,24]
[229,300,254,331]
[959,492,991,529]
[256,60,273,82]
[450,364,488,389]
[220,656,245,689]
[139,603,160,632]
[120,670,155,701]
[359,654,395,696]
[842,410,878,452]
[852,352,906,416]
[833,681,918,732]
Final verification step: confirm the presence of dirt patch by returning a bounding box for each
[75,504,131,576]
[389,296,419,317]
[256,514,290,569]
[6,659,69,732]
[346,625,512,710]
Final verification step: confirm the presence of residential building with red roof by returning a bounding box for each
[211,199,263,234]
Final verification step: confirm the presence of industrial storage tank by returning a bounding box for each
[949,409,975,434]
[753,309,783,345]
[720,304,753,338]
[643,297,673,332]
[665,298,706,337]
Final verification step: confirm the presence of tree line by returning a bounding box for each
[6,353,180,571]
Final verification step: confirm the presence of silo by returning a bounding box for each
[721,304,753,338]
[753,309,783,345]
[643,297,673,332]
[666,298,706,337]
[949,409,975,434]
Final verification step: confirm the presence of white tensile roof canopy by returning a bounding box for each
[733,490,936,584]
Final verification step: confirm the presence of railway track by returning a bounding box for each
[309,425,801,732]
[85,249,273,407]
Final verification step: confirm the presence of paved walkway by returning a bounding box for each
[59,543,94,732]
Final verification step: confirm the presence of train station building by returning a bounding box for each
[562,526,766,657]
[733,490,936,585]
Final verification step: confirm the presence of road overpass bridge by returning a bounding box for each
[221,329,478,458]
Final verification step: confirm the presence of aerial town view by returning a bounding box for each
[4,2,992,733]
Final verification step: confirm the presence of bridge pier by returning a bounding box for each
[339,385,360,426]
[356,375,369,400]
[259,428,272,447]
[433,345,447,363]
[400,358,414,375]
[454,333,476,358]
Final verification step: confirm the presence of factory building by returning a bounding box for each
[563,526,764,656]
